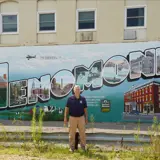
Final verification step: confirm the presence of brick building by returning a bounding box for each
[30,80,49,100]
[0,74,7,88]
[124,81,160,114]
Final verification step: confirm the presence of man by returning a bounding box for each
[64,85,88,152]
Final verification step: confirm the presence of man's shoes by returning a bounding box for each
[81,146,86,152]
[69,148,74,153]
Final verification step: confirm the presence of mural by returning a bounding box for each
[0,41,160,122]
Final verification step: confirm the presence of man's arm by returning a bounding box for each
[84,108,88,124]
[64,99,70,125]
[84,98,88,124]
[64,107,69,123]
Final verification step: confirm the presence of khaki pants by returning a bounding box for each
[68,115,86,150]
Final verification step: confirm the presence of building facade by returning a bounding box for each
[30,81,49,101]
[0,74,7,88]
[0,0,159,46]
[124,81,160,115]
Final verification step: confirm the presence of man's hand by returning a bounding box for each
[64,117,68,126]
[84,108,88,125]
[85,119,88,125]
[64,107,69,126]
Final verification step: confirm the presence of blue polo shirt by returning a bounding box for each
[66,95,87,117]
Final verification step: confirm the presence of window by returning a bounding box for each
[140,104,142,112]
[150,86,152,92]
[38,12,56,32]
[142,89,144,94]
[158,86,160,92]
[150,95,152,101]
[125,6,146,28]
[0,14,18,33]
[144,106,147,111]
[77,9,96,31]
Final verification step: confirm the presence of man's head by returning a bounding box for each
[73,85,81,97]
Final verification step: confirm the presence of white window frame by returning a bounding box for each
[150,86,152,92]
[0,12,19,35]
[37,10,56,33]
[150,95,152,101]
[76,8,97,32]
[124,5,147,29]
[158,86,160,92]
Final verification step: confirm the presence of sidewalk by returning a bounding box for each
[0,120,152,134]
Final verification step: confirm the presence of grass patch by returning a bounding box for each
[0,143,109,160]
[0,143,159,160]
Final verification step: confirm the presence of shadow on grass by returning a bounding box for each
[77,149,108,160]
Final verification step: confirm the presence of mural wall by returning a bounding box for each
[0,41,160,122]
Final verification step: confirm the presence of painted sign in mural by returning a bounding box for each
[0,41,160,122]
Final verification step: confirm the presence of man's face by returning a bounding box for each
[74,87,80,95]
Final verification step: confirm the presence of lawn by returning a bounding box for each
[0,142,159,160]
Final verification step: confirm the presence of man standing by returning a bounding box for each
[64,85,88,152]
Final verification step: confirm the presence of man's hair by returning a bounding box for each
[73,85,80,92]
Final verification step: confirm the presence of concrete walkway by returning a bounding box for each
[0,120,153,134]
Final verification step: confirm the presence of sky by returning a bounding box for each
[130,48,156,60]
[53,70,75,85]
[0,41,159,82]
[156,48,160,56]
[0,63,8,79]
[106,55,127,64]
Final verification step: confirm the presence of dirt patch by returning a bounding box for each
[0,155,49,160]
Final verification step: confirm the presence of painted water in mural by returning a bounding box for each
[0,41,160,122]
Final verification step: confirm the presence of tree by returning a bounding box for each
[43,88,49,98]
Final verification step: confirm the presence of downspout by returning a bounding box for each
[36,0,38,44]
[74,0,77,43]
[0,2,1,44]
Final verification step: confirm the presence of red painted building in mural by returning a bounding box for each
[0,74,7,88]
[124,81,160,114]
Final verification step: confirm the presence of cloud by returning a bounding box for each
[0,63,8,77]
[0,41,160,78]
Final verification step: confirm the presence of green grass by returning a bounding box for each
[0,144,108,160]
[0,143,159,160]
[0,143,144,160]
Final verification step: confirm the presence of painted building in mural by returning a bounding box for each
[0,74,7,108]
[124,81,160,115]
